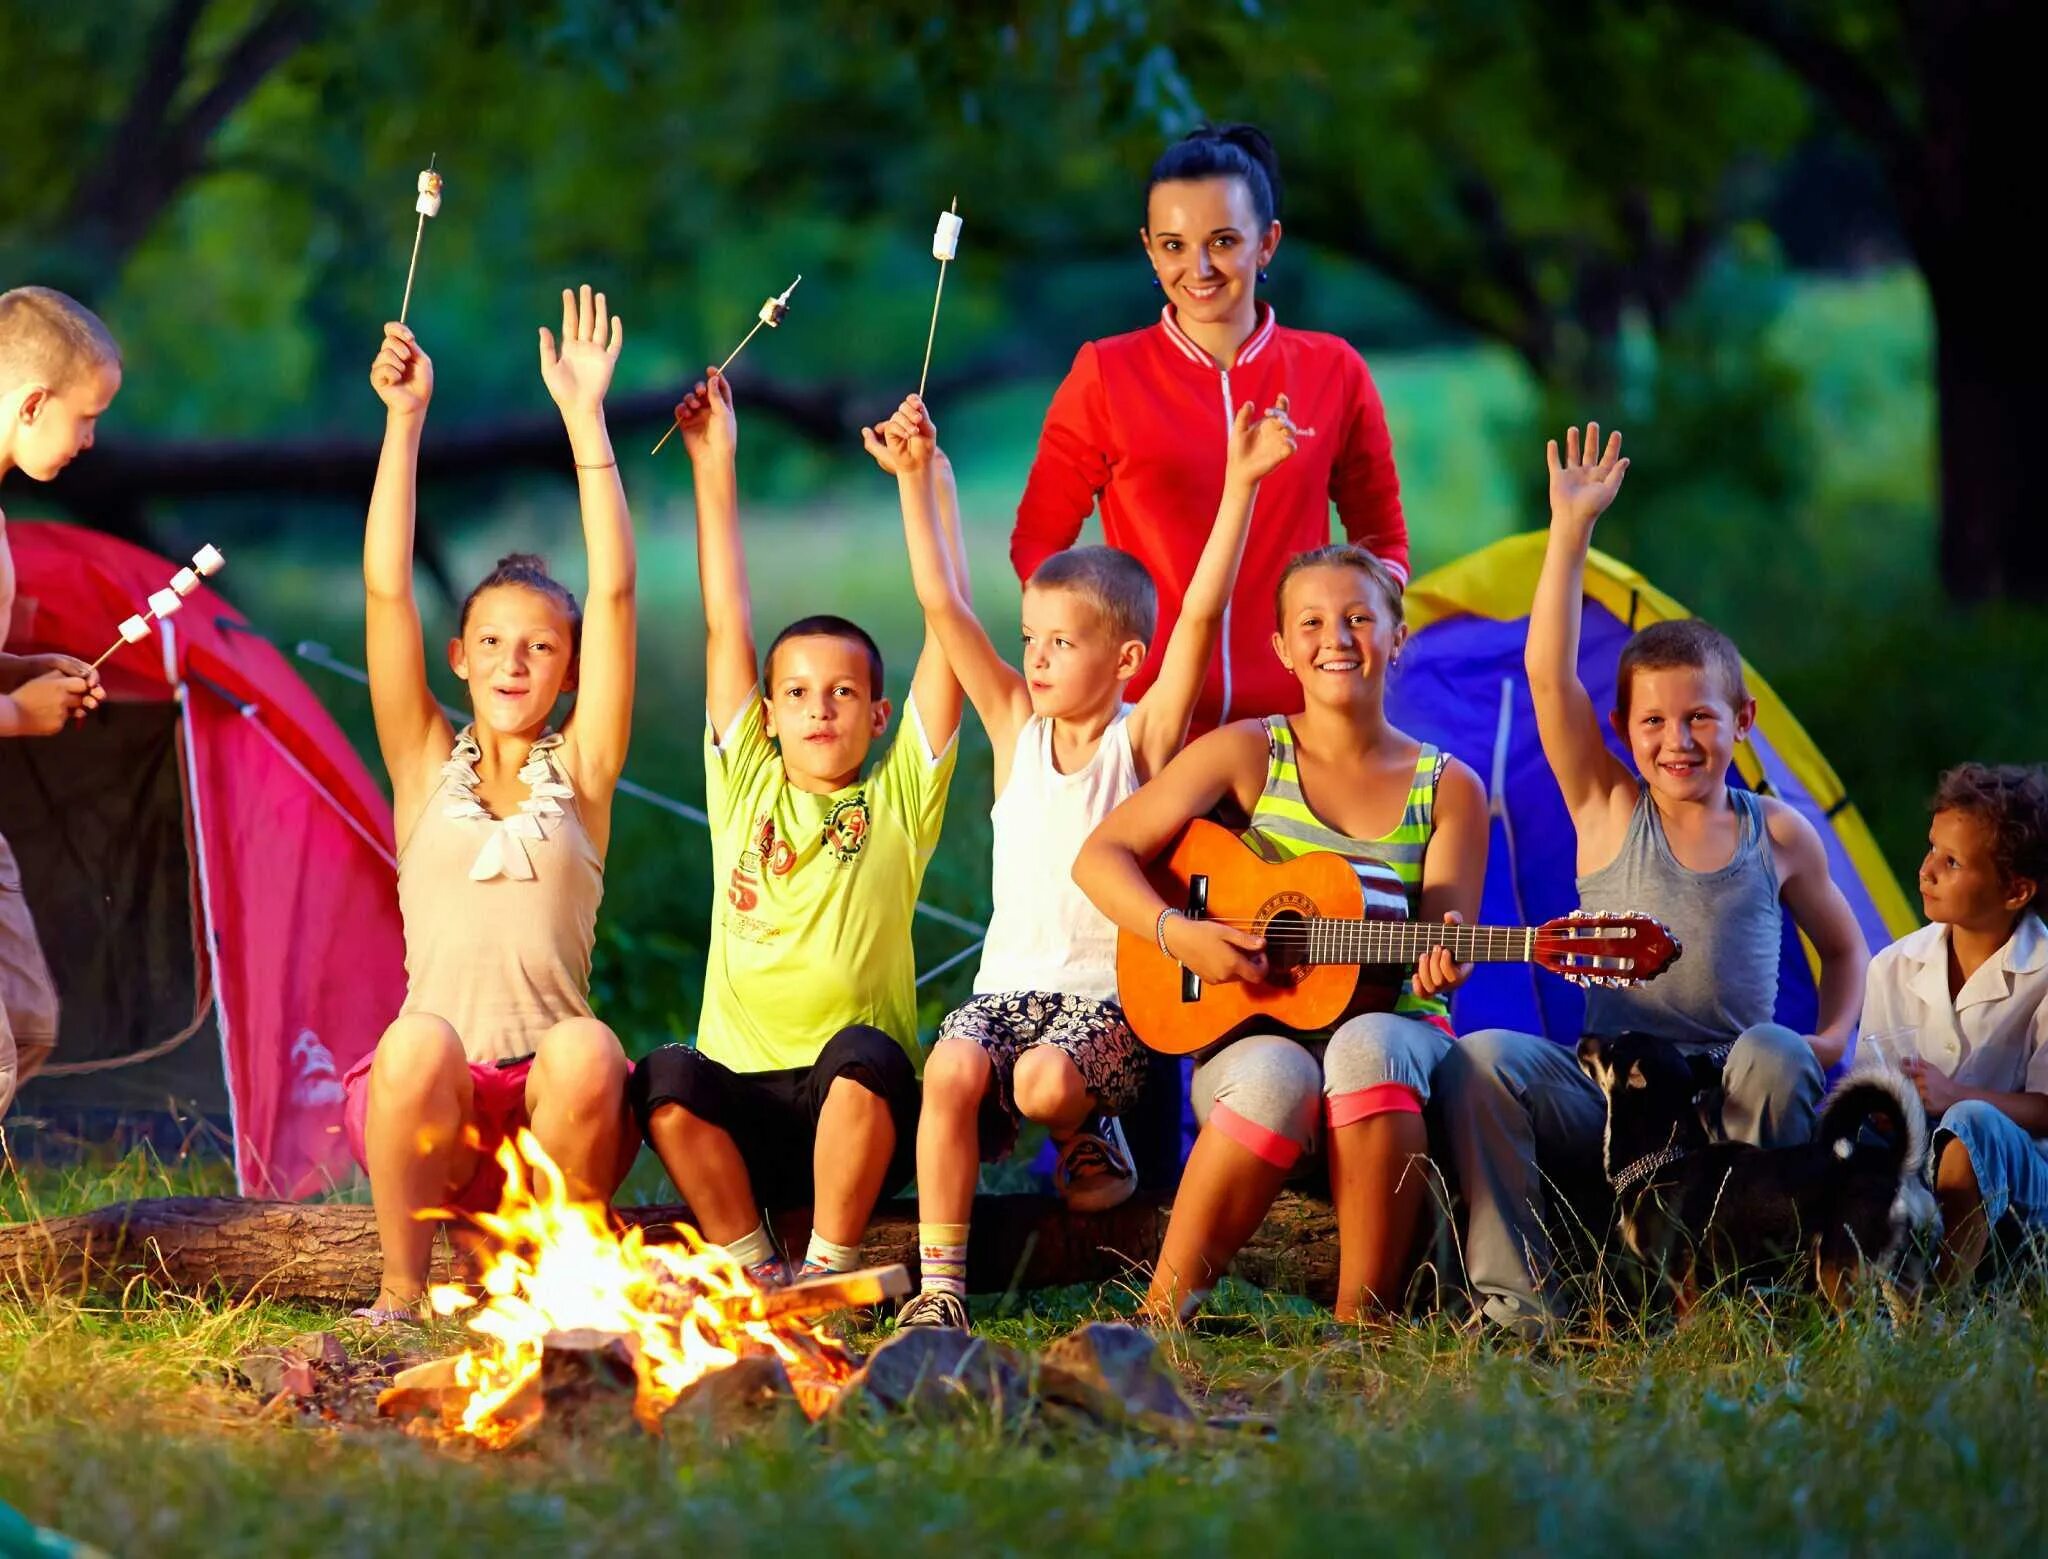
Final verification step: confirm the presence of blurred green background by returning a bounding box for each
[4,1,2038,1052]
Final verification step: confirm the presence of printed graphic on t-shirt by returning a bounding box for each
[823,793,871,863]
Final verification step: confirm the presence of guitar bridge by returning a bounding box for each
[1180,873,1208,1004]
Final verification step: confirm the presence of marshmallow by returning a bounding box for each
[148,589,182,618]
[932,208,963,262]
[415,168,443,218]
[757,274,801,328]
[170,567,201,597]
[192,544,225,575]
[118,614,151,644]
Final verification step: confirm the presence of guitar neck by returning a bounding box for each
[1288,920,1537,966]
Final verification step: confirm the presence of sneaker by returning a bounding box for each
[1053,1114,1139,1213]
[743,1255,794,1290]
[895,1288,970,1330]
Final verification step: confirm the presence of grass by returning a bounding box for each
[3,1149,2047,1556]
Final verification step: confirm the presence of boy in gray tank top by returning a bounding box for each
[1435,425,1871,1338]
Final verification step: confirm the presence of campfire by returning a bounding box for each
[379,1131,904,1446]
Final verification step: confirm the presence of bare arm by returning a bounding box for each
[1527,424,1637,855]
[676,368,755,738]
[542,286,635,797]
[1410,757,1490,999]
[882,399,964,758]
[1072,723,1271,985]
[363,323,454,827]
[864,402,1027,762]
[1770,800,1869,1066]
[1130,398,1296,778]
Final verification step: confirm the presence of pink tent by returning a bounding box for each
[3,520,404,1197]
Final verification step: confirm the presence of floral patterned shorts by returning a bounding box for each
[936,990,1148,1160]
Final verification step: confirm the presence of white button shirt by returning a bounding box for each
[1861,913,2048,1092]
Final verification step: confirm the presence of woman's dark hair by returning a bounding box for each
[1145,123,1283,228]
[459,552,583,653]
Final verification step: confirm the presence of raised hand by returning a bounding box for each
[1227,394,1300,485]
[673,367,737,464]
[369,323,433,419]
[1547,422,1629,535]
[539,284,623,417]
[876,394,937,476]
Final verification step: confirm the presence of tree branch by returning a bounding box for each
[62,0,321,272]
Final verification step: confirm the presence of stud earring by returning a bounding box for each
[1258,268,1269,283]
[1150,275,1162,290]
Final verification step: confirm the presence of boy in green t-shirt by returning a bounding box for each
[630,375,963,1283]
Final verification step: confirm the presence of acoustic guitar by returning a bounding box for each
[1117,819,1681,1055]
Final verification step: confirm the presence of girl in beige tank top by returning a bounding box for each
[355,290,639,1320]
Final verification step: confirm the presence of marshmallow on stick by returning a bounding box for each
[651,275,804,455]
[89,545,227,670]
[918,198,961,401]
[399,162,443,325]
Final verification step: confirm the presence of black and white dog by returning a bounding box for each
[1578,1032,1939,1312]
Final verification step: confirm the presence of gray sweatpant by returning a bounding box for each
[1434,1022,1824,1335]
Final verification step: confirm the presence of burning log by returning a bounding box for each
[0,1190,1343,1306]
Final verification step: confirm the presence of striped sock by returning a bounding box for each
[804,1231,862,1274]
[724,1219,776,1270]
[918,1221,970,1299]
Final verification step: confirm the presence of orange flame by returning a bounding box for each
[424,1130,852,1446]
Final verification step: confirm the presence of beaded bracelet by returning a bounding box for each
[1155,906,1184,956]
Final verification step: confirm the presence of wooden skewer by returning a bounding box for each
[399,213,427,326]
[653,275,803,454]
[917,198,959,402]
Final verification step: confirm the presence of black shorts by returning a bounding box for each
[628,1025,920,1212]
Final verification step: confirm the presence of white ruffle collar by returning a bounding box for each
[440,726,575,882]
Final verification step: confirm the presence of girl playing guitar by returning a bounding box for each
[1074,544,1487,1323]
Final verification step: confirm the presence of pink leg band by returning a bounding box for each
[1207,1103,1304,1170]
[1326,1082,1423,1130]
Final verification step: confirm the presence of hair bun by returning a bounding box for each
[493,550,552,574]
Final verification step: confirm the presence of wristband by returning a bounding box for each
[1156,907,1184,956]
[574,459,617,470]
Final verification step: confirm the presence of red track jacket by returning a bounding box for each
[1011,306,1408,735]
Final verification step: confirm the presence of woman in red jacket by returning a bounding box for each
[1012,124,1409,737]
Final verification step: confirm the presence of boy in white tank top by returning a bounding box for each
[889,393,1302,1329]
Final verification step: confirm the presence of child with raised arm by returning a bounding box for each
[889,395,1298,1330]
[0,286,117,1115]
[1864,764,2048,1282]
[1436,425,1870,1339]
[345,287,639,1323]
[629,375,963,1285]
[1074,545,1489,1324]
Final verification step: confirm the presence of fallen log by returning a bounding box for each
[0,1192,1341,1307]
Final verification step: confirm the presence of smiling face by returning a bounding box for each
[448,584,577,737]
[5,360,120,480]
[1612,665,1753,804]
[763,633,890,791]
[1270,563,1404,711]
[1919,808,2035,930]
[1141,176,1281,333]
[1019,584,1145,721]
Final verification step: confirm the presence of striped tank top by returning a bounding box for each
[1243,715,1450,1025]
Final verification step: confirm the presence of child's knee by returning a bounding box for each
[1011,1045,1086,1122]
[1729,1023,1822,1090]
[1324,1012,1449,1121]
[922,1038,993,1111]
[533,1018,628,1100]
[370,1014,466,1103]
[1202,1038,1321,1167]
[630,1046,720,1136]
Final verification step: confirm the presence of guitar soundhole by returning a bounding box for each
[1261,906,1312,987]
